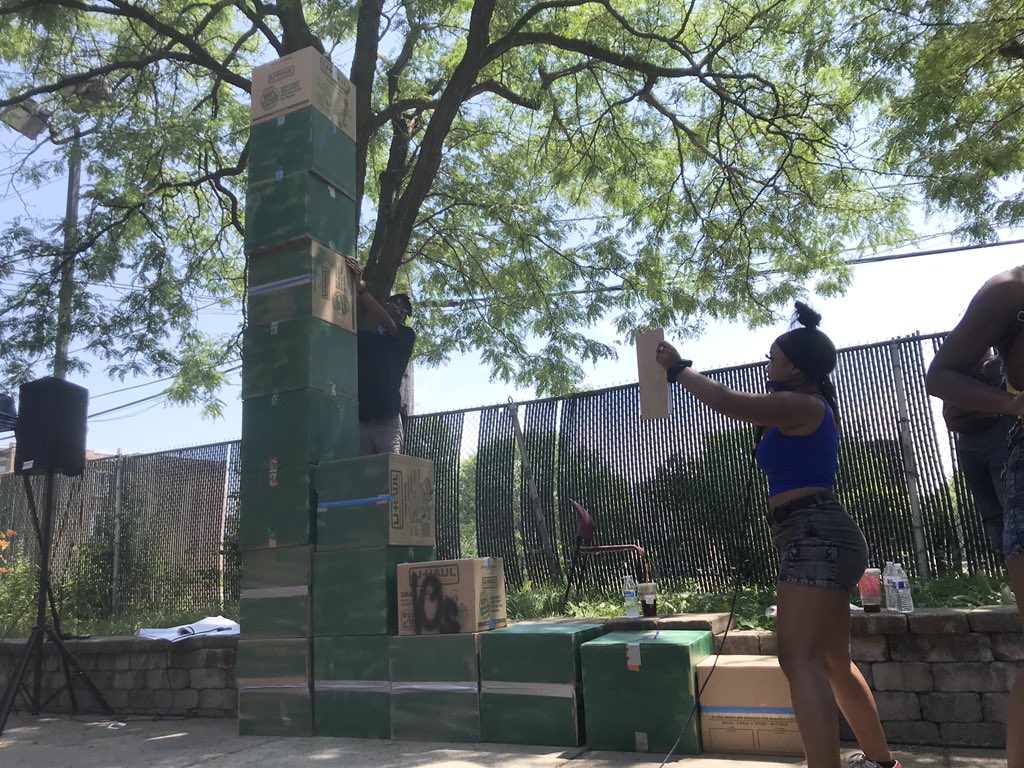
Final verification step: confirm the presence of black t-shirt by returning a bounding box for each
[357,325,416,421]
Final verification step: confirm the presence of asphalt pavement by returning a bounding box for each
[0,714,1009,768]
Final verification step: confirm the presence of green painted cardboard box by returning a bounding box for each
[581,630,712,754]
[241,316,357,400]
[390,634,480,742]
[247,238,357,331]
[316,454,436,550]
[237,637,312,685]
[245,171,355,255]
[312,546,435,636]
[240,388,358,473]
[238,464,316,550]
[480,621,607,746]
[249,107,356,199]
[239,545,312,638]
[314,635,390,738]
[238,686,313,736]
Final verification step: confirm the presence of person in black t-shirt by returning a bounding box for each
[345,257,416,455]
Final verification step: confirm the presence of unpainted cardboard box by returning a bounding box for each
[250,46,356,139]
[396,557,507,636]
[697,655,803,756]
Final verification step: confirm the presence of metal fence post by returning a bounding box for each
[110,450,124,617]
[218,446,232,610]
[889,341,931,579]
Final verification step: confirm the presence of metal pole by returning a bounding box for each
[889,341,931,579]
[110,450,124,617]
[53,130,81,380]
[506,402,562,583]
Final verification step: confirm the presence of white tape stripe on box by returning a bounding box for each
[480,681,575,699]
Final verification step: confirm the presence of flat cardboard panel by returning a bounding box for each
[245,171,356,255]
[238,464,316,550]
[241,316,357,400]
[315,690,390,739]
[250,47,356,139]
[313,546,436,636]
[247,239,357,331]
[581,630,712,754]
[316,453,436,549]
[248,108,356,199]
[396,558,507,636]
[636,329,669,419]
[238,686,313,736]
[697,655,803,756]
[240,388,359,473]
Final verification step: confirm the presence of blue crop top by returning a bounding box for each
[755,398,839,497]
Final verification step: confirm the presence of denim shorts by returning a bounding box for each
[1002,422,1024,560]
[766,492,869,592]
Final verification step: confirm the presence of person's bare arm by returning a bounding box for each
[655,341,824,432]
[345,257,398,336]
[927,271,1024,417]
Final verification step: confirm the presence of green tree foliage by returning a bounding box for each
[6,0,989,404]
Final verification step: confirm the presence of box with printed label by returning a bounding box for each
[314,635,391,738]
[244,171,355,255]
[316,454,435,550]
[581,630,712,754]
[239,545,312,638]
[248,107,356,199]
[697,655,803,756]
[396,557,506,636]
[241,315,357,401]
[250,46,356,139]
[389,633,480,742]
[480,621,607,746]
[247,239,357,331]
[238,464,315,550]
[240,388,358,473]
[313,546,436,636]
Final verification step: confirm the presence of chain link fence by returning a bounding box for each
[0,332,1002,627]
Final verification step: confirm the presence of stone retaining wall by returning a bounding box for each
[0,606,1018,748]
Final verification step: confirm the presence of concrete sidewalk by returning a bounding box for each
[0,714,1007,768]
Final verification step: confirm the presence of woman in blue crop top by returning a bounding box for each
[657,302,898,768]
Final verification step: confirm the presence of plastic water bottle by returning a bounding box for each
[622,574,641,618]
[883,562,898,610]
[893,563,914,613]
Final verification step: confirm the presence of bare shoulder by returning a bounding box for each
[938,266,1024,363]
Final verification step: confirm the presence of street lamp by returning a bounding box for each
[0,83,108,380]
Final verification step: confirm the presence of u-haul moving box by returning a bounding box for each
[396,557,506,635]
[250,46,356,139]
[697,655,803,756]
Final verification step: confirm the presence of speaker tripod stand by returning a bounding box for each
[0,471,112,736]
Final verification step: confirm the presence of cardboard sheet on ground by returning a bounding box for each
[136,615,239,642]
[635,329,669,419]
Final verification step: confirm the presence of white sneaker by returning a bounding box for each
[847,753,902,768]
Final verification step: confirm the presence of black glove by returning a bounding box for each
[666,359,693,383]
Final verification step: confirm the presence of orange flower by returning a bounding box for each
[0,539,8,550]
[0,567,7,574]
[4,529,13,537]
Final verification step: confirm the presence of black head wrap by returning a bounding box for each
[774,301,836,382]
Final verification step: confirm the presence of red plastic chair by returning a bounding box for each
[561,499,645,611]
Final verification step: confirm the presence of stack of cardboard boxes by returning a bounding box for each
[237,46,439,737]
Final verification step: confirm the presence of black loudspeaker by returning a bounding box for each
[14,377,88,476]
